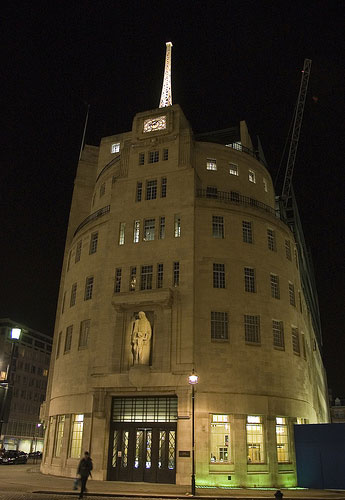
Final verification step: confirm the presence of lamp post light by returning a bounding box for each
[188,370,198,496]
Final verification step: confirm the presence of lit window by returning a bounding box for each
[119,222,126,245]
[69,414,84,459]
[285,240,292,260]
[163,148,168,161]
[133,220,140,243]
[100,182,106,197]
[174,215,181,238]
[229,163,238,176]
[140,265,153,290]
[244,315,260,344]
[139,152,145,165]
[211,312,228,340]
[136,182,143,202]
[111,143,120,154]
[157,263,164,288]
[210,414,230,463]
[270,274,280,299]
[267,229,276,251]
[289,282,296,306]
[70,283,77,307]
[263,178,268,192]
[242,221,253,243]
[64,325,73,353]
[244,267,256,293]
[296,418,308,425]
[273,320,284,349]
[75,240,82,263]
[206,158,217,171]
[213,263,225,288]
[84,276,94,301]
[246,415,264,463]
[248,170,256,183]
[292,327,300,354]
[173,262,180,287]
[144,218,155,241]
[159,217,165,239]
[146,180,157,200]
[114,268,122,293]
[212,216,224,238]
[54,415,65,457]
[206,186,218,199]
[148,151,159,163]
[276,417,290,463]
[89,232,98,254]
[79,320,90,349]
[129,267,137,291]
[43,369,48,377]
[161,177,167,198]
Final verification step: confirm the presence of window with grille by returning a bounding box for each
[206,158,217,170]
[289,282,296,306]
[270,274,280,299]
[84,276,94,300]
[69,414,84,459]
[159,216,165,239]
[174,215,181,238]
[212,216,224,238]
[213,263,225,288]
[111,143,120,154]
[136,182,143,202]
[140,265,153,290]
[100,182,106,197]
[54,415,65,457]
[79,320,90,349]
[294,249,299,269]
[89,232,98,254]
[244,315,260,344]
[119,222,126,245]
[111,396,178,422]
[263,178,268,192]
[292,327,300,354]
[146,180,157,200]
[64,325,73,353]
[129,266,137,291]
[148,151,159,163]
[114,268,122,293]
[242,221,253,243]
[75,240,82,263]
[133,220,140,243]
[144,218,155,241]
[248,170,256,183]
[285,240,292,260]
[244,267,256,293]
[163,148,168,161]
[246,416,264,463]
[173,262,180,286]
[70,283,77,307]
[139,152,145,165]
[206,186,218,198]
[210,414,231,463]
[273,320,284,348]
[276,417,290,463]
[161,177,167,197]
[229,163,238,176]
[157,263,164,288]
[211,312,228,340]
[267,229,276,251]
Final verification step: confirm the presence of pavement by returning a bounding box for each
[0,462,345,500]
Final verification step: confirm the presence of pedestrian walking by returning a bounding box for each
[77,451,93,498]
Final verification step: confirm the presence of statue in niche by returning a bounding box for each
[131,311,152,365]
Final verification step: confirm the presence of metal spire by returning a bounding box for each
[159,42,173,108]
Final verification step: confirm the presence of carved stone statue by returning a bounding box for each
[131,311,152,365]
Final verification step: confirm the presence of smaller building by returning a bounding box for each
[0,319,52,453]
[330,397,345,423]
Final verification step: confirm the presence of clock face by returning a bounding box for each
[143,116,167,133]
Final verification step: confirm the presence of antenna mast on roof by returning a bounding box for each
[159,42,173,108]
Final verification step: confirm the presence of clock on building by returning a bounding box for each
[143,116,167,133]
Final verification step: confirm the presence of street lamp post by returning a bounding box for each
[188,370,198,496]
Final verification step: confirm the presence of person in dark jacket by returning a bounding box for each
[77,451,93,498]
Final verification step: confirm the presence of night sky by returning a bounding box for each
[2,1,344,395]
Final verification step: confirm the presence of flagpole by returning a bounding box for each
[79,103,90,161]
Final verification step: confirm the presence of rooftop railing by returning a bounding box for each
[74,205,110,237]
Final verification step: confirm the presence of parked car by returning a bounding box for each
[1,450,28,464]
[28,451,42,458]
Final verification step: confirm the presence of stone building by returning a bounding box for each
[41,46,329,488]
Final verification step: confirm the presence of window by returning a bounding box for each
[292,327,300,354]
[84,276,94,300]
[70,283,77,307]
[114,268,122,293]
[213,263,225,288]
[62,291,66,314]
[161,177,167,198]
[267,229,276,251]
[69,414,84,459]
[276,417,290,463]
[75,240,82,263]
[229,163,238,176]
[246,416,264,463]
[163,148,168,161]
[289,282,296,306]
[157,263,164,288]
[159,216,165,239]
[285,240,292,260]
[100,182,106,197]
[296,418,308,425]
[89,232,98,254]
[64,325,73,353]
[248,170,256,183]
[173,261,180,287]
[56,331,62,358]
[54,415,65,457]
[129,266,137,291]
[301,332,307,359]
[111,143,120,154]
[136,182,143,202]
[273,320,284,348]
[210,415,230,463]
[212,216,224,238]
[146,179,157,200]
[148,151,159,163]
[174,215,181,238]
[294,248,299,268]
[244,315,260,344]
[244,267,256,293]
[119,222,126,245]
[299,291,303,313]
[140,265,153,290]
[79,320,90,349]
[270,274,280,299]
[206,158,217,171]
[263,178,268,192]
[133,220,140,243]
[206,186,218,198]
[144,218,155,241]
[139,152,145,165]
[211,312,228,340]
[67,250,71,271]
[242,221,253,243]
